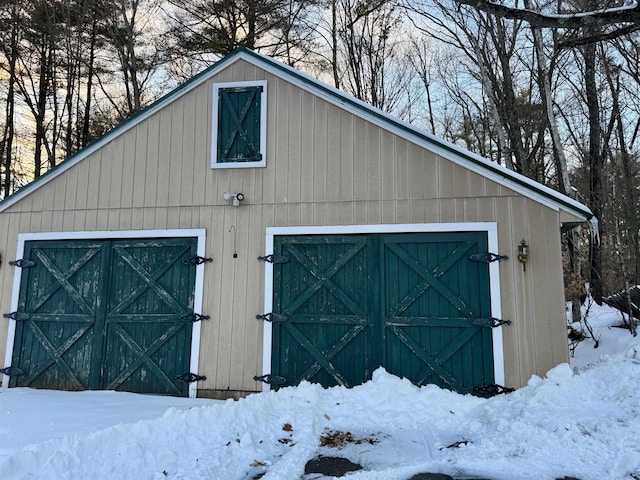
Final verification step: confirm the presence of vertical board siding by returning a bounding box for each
[0,58,577,394]
[144,112,161,208]
[287,83,302,205]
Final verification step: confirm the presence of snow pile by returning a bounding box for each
[1,302,639,480]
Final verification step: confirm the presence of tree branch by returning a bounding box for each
[558,23,640,48]
[454,0,640,29]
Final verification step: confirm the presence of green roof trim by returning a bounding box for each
[0,47,592,221]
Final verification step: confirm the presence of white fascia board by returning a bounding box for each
[266,222,497,236]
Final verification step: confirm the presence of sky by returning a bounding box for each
[0,299,639,480]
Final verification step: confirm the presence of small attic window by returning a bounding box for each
[211,80,267,169]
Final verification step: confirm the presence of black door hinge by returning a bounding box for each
[3,312,31,321]
[469,252,509,263]
[256,313,288,323]
[183,256,213,266]
[474,384,514,397]
[9,259,36,268]
[257,254,289,264]
[0,366,25,377]
[253,374,287,386]
[175,372,207,383]
[179,313,210,323]
[472,317,512,328]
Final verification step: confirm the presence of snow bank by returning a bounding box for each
[1,303,640,480]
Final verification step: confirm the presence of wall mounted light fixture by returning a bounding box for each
[517,239,529,271]
[223,192,245,207]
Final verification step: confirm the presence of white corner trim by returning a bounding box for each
[2,229,207,398]
[487,227,505,386]
[260,222,505,391]
[261,233,275,392]
[2,239,26,388]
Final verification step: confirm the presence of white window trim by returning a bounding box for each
[2,229,207,399]
[211,80,267,169]
[261,222,505,391]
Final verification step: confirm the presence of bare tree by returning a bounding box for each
[98,0,165,117]
[0,0,19,197]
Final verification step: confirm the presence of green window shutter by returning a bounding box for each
[217,86,263,163]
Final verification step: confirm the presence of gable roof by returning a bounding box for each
[0,47,592,220]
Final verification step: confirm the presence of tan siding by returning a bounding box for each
[168,101,185,207]
[452,165,471,198]
[469,171,485,197]
[539,205,570,368]
[365,121,381,202]
[380,130,395,204]
[0,59,579,395]
[63,165,79,212]
[408,143,424,200]
[300,90,315,205]
[29,211,43,231]
[508,196,533,386]
[353,117,368,202]
[155,108,173,207]
[422,151,438,201]
[313,96,328,204]
[193,92,210,207]
[437,156,455,198]
[326,104,342,204]
[274,78,290,204]
[287,82,302,205]
[463,198,479,222]
[484,178,501,197]
[395,137,408,201]
[340,111,354,203]
[181,93,198,207]
[314,202,328,225]
[120,134,136,208]
[559,211,582,223]
[144,111,161,209]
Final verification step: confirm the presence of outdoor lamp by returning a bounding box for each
[223,192,245,207]
[517,239,529,271]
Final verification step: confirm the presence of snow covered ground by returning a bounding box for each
[1,301,639,480]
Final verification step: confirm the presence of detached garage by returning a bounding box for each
[0,48,591,398]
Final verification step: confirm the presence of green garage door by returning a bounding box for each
[270,232,494,394]
[9,238,198,396]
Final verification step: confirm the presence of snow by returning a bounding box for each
[1,301,639,480]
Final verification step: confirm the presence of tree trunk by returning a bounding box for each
[525,0,571,194]
[468,31,511,168]
[247,0,257,49]
[584,37,604,304]
[331,0,340,88]
[2,1,18,198]
[82,19,98,147]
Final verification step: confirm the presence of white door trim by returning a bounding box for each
[2,229,206,398]
[261,222,505,391]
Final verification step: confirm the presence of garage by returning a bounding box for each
[268,230,496,393]
[0,49,592,398]
[8,237,199,396]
